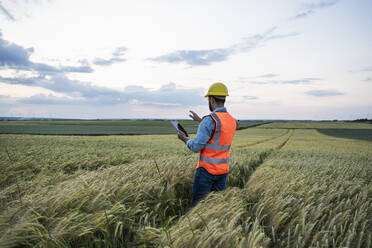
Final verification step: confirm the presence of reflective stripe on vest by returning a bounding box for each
[211,113,222,145]
[199,155,230,164]
[197,112,237,175]
[205,143,230,151]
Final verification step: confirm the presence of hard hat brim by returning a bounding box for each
[205,93,229,97]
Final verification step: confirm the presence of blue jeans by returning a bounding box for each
[191,167,228,207]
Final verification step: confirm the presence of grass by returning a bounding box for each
[258,121,372,129]
[0,120,198,135]
[317,129,372,141]
[0,120,266,135]
[0,122,371,247]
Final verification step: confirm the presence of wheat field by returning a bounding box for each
[0,123,371,247]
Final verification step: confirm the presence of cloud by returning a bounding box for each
[305,89,343,97]
[19,94,78,105]
[78,59,90,65]
[243,96,258,100]
[304,0,339,9]
[123,83,205,106]
[0,32,200,109]
[60,65,94,73]
[112,47,127,57]
[0,75,40,86]
[149,49,230,66]
[294,9,314,19]
[149,27,299,66]
[93,47,127,66]
[0,74,205,106]
[294,0,339,19]
[245,77,321,85]
[0,31,94,74]
[93,57,125,66]
[276,78,321,84]
[0,3,15,21]
[260,74,279,78]
[0,32,33,67]
[0,75,121,99]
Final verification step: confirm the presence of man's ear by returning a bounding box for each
[209,96,215,104]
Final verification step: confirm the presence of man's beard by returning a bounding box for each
[209,101,213,112]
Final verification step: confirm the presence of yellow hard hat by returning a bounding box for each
[205,82,229,97]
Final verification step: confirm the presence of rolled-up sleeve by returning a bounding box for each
[186,117,215,153]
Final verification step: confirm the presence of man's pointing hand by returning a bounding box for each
[189,110,202,122]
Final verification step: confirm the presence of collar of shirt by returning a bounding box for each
[213,106,227,113]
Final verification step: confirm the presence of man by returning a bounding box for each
[177,82,238,206]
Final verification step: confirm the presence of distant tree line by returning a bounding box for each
[351,118,372,123]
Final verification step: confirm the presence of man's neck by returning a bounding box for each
[213,105,225,111]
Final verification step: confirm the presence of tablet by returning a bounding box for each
[170,120,189,137]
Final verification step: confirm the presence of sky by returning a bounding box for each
[0,0,371,120]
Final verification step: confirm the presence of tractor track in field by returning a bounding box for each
[225,129,296,247]
[246,129,294,247]
[229,129,294,189]
[276,129,294,150]
[235,129,291,148]
[251,128,295,168]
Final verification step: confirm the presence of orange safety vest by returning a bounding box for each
[197,112,238,175]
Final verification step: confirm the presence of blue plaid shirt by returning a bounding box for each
[186,107,227,153]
